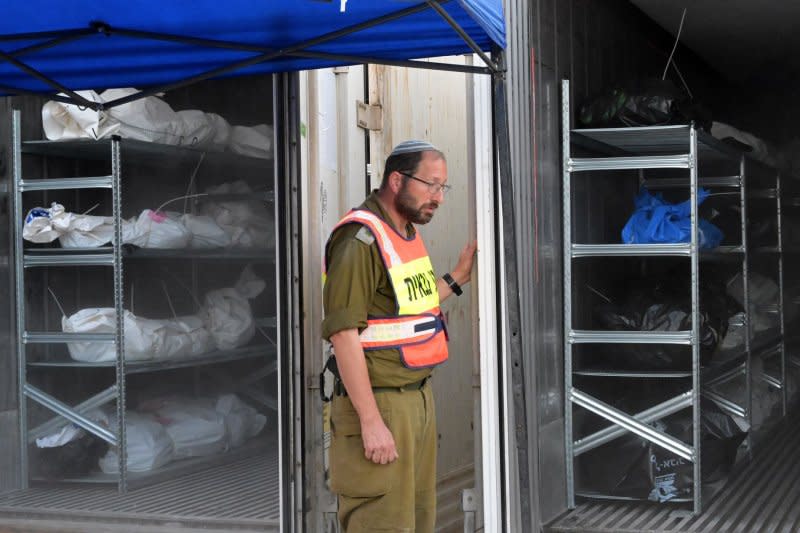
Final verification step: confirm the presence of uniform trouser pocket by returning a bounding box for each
[329,394,398,497]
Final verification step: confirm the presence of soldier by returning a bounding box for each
[322,140,477,532]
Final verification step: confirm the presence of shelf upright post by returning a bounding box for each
[111,138,128,493]
[689,125,702,514]
[777,171,787,415]
[561,79,575,509]
[741,156,753,445]
[11,110,28,489]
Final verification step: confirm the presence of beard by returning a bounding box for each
[395,183,438,224]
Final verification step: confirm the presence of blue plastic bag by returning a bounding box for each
[621,188,723,249]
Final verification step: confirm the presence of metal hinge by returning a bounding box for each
[462,488,477,532]
[322,488,339,533]
[356,101,382,131]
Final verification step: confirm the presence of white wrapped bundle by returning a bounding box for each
[200,267,266,350]
[151,398,229,458]
[215,394,267,447]
[122,210,192,249]
[201,181,272,248]
[180,213,232,248]
[23,203,115,248]
[229,124,273,159]
[42,88,231,150]
[62,308,163,362]
[158,315,214,359]
[24,205,194,250]
[62,309,213,362]
[99,411,174,473]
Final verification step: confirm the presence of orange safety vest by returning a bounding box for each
[324,208,448,369]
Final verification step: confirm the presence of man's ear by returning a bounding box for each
[389,171,403,194]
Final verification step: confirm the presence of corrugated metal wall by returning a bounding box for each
[502,0,730,526]
[499,0,537,531]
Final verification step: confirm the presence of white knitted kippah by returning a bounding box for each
[389,139,440,156]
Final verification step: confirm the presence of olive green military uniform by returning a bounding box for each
[323,191,438,533]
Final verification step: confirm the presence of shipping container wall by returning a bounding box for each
[719,76,800,146]
[504,0,737,525]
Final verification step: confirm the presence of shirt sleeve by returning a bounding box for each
[321,225,384,340]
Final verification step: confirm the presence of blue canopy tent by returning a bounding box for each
[0,1,532,530]
[1,0,504,108]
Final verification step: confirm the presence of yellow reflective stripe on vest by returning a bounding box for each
[388,256,439,315]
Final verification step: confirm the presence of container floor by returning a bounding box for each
[547,413,800,532]
[0,447,280,532]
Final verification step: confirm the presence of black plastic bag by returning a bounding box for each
[30,432,109,479]
[594,274,732,369]
[646,399,746,502]
[577,388,746,502]
[579,79,711,130]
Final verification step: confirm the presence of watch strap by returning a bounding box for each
[442,272,463,296]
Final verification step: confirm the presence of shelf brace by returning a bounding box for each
[574,391,693,456]
[28,384,118,443]
[24,384,118,446]
[571,388,695,462]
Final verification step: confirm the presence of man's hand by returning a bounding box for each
[329,328,398,465]
[361,414,399,464]
[452,240,477,286]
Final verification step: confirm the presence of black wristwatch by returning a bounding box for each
[442,272,463,296]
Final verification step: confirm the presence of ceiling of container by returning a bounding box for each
[630,0,800,83]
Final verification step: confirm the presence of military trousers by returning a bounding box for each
[329,380,437,533]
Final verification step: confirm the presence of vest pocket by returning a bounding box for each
[329,396,398,497]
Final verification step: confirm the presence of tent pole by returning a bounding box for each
[0,50,95,108]
[426,0,498,72]
[10,30,95,57]
[107,25,492,75]
[491,47,532,532]
[293,52,491,74]
[98,25,493,75]
[0,28,93,41]
[104,26,492,74]
[0,85,76,105]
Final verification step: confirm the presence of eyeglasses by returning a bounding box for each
[398,172,452,195]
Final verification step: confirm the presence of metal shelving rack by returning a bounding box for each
[562,81,702,513]
[697,154,751,432]
[12,109,129,491]
[561,80,787,514]
[11,110,279,493]
[747,161,789,421]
